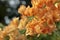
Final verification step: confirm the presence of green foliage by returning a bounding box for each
[19,29,26,34]
[4,35,10,40]
[55,21,60,30]
[0,23,4,30]
[28,16,34,21]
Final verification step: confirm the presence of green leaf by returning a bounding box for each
[27,35,33,40]
[19,29,26,34]
[27,34,48,40]
[4,35,10,40]
[55,21,60,30]
[0,23,4,30]
[28,16,34,21]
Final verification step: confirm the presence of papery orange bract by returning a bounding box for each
[0,0,60,40]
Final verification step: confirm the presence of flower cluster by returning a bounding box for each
[18,0,60,35]
[0,0,60,40]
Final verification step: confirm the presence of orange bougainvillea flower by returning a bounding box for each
[0,0,60,40]
[18,0,60,35]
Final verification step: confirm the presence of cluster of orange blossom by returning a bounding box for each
[18,0,60,35]
[0,0,60,40]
